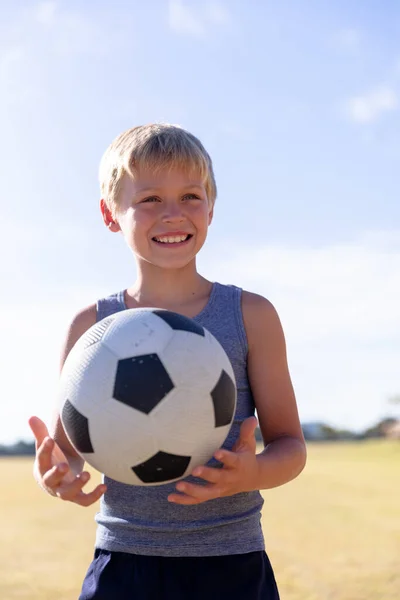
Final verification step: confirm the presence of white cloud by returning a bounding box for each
[2,229,399,443]
[31,4,111,57]
[0,45,25,75]
[168,0,230,37]
[200,232,400,343]
[0,290,108,445]
[332,27,362,52]
[198,232,400,431]
[346,86,398,123]
[205,2,230,26]
[34,1,57,25]
[0,4,124,110]
[0,45,40,106]
[169,0,205,37]
[0,219,92,255]
[1,2,117,73]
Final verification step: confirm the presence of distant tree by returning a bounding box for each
[0,440,35,456]
[362,417,398,439]
[320,424,339,440]
[335,429,358,441]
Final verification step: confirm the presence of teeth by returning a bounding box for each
[154,235,189,243]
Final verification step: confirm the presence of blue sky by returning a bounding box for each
[1,0,399,443]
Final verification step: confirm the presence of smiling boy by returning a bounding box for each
[29,123,306,599]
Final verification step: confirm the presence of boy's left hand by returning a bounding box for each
[167,416,259,505]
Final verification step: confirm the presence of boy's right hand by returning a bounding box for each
[28,416,106,507]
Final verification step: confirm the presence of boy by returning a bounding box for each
[29,123,307,599]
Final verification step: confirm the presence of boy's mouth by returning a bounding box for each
[152,234,192,244]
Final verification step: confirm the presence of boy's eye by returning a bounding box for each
[142,196,160,203]
[140,193,201,203]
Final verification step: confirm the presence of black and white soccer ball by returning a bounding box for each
[59,308,237,486]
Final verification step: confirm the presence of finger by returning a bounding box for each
[171,481,222,503]
[192,465,223,484]
[73,483,107,507]
[55,471,92,501]
[28,416,49,448]
[42,462,70,490]
[213,449,239,468]
[167,493,201,505]
[233,417,258,452]
[167,483,221,505]
[240,416,258,441]
[36,437,56,476]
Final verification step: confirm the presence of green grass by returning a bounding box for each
[264,440,400,599]
[0,441,399,599]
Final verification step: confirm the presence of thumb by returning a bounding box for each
[234,416,258,451]
[28,416,50,448]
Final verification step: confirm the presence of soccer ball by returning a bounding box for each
[59,308,237,485]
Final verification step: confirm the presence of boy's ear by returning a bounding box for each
[208,204,214,226]
[100,199,120,232]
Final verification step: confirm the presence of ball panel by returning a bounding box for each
[186,422,232,471]
[152,310,205,337]
[151,387,216,455]
[211,370,236,427]
[160,329,237,394]
[132,451,191,484]
[85,403,158,485]
[76,315,117,350]
[101,309,173,359]
[113,354,174,414]
[159,331,219,391]
[59,344,117,415]
[61,400,94,453]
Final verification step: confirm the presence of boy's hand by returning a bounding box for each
[167,416,260,505]
[28,416,106,507]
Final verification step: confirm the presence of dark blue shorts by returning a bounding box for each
[79,548,280,599]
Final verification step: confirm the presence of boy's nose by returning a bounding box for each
[161,204,185,223]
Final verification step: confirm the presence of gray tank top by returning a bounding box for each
[94,282,265,557]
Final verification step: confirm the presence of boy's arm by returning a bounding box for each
[29,304,107,506]
[242,291,307,489]
[168,291,306,505]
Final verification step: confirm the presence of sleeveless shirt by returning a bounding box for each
[94,282,265,557]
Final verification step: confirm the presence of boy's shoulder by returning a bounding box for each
[241,289,277,315]
[67,303,97,333]
[60,303,97,369]
[241,290,283,347]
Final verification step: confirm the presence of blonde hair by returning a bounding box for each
[99,123,217,214]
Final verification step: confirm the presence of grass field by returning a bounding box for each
[0,440,399,599]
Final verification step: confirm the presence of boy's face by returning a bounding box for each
[102,166,213,271]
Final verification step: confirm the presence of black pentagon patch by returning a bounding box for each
[62,400,94,453]
[132,451,191,484]
[211,370,236,427]
[152,310,205,337]
[80,316,115,349]
[114,354,174,414]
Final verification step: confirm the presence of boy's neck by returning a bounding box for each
[126,264,212,314]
